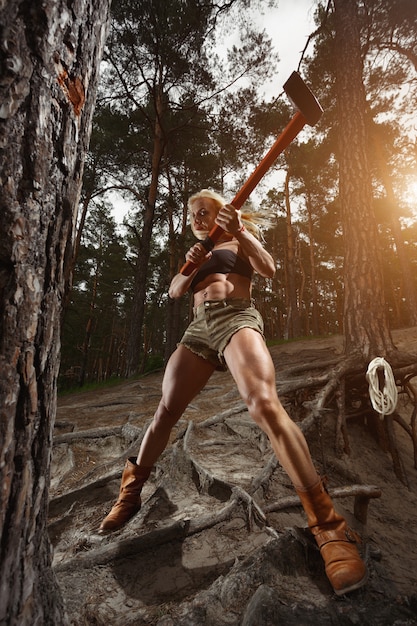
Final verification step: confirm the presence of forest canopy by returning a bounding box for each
[60,0,417,388]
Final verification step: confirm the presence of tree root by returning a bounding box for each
[50,338,417,623]
[53,487,270,573]
[294,351,417,487]
[53,409,382,576]
[264,484,382,525]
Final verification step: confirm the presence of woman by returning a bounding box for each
[99,189,367,596]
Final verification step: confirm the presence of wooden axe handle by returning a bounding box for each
[180,111,306,276]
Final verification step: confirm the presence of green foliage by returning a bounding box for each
[60,204,131,389]
[61,0,417,382]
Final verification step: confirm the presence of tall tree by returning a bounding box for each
[283,169,302,338]
[334,0,395,357]
[0,0,110,623]
[99,0,277,376]
[284,138,339,336]
[370,123,417,326]
[61,204,130,387]
[361,0,417,327]
[103,0,218,376]
[304,0,417,334]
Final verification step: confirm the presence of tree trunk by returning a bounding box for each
[79,272,98,387]
[372,129,417,327]
[0,1,110,624]
[284,171,301,338]
[306,192,320,335]
[334,0,396,359]
[62,184,95,315]
[125,88,166,377]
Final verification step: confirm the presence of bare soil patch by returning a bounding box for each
[51,329,417,625]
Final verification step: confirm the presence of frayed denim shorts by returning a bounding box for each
[179,298,264,370]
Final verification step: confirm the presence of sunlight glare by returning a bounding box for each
[402,177,417,222]
[403,179,417,210]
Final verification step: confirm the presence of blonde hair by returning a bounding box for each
[188,189,273,241]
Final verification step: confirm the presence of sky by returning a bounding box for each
[251,0,317,95]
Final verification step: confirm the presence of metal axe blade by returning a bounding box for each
[283,71,323,126]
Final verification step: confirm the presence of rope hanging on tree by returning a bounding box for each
[366,357,398,418]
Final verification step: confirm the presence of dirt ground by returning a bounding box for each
[50,329,417,625]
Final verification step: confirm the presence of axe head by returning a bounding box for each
[283,71,323,126]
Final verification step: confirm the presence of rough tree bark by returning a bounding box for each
[334,0,396,358]
[0,1,111,624]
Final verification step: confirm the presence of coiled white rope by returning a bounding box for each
[366,357,398,417]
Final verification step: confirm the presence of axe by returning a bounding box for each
[180,71,323,276]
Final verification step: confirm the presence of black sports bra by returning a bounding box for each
[190,248,253,291]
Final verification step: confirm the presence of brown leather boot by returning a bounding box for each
[296,479,367,595]
[99,458,152,534]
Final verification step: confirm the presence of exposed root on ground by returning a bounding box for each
[49,338,417,625]
[279,350,417,488]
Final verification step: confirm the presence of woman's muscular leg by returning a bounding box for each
[136,345,216,467]
[223,328,318,488]
[224,328,367,595]
[99,345,215,533]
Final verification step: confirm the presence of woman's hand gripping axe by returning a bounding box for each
[180,71,323,276]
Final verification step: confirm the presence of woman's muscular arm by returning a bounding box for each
[215,204,275,278]
[168,244,212,299]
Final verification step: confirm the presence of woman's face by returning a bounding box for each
[189,197,218,240]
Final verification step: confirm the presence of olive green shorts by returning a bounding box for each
[179,298,264,370]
